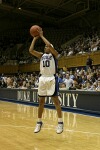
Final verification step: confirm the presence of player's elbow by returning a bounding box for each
[29,49,33,55]
[46,43,53,48]
[29,48,32,53]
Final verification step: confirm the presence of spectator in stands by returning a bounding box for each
[96,79,100,91]
[82,81,93,91]
[26,81,32,89]
[12,80,18,88]
[78,46,86,54]
[69,70,75,79]
[63,65,67,73]
[20,80,27,89]
[58,73,64,84]
[59,82,66,89]
[64,73,73,90]
[34,76,39,88]
[67,46,73,56]
[69,79,81,90]
[90,38,100,52]
[91,82,97,91]
[97,42,100,50]
[86,55,93,71]
[6,77,14,88]
[0,78,7,88]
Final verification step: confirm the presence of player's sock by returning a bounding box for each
[58,118,63,122]
[38,118,42,122]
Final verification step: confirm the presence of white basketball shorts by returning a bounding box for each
[38,75,59,97]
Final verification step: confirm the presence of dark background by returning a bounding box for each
[0,0,100,36]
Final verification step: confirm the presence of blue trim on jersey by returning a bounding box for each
[52,75,59,96]
[52,54,58,74]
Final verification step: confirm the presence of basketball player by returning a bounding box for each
[29,29,63,134]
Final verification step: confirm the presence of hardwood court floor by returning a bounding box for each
[0,100,100,150]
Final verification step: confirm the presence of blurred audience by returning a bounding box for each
[0,65,99,91]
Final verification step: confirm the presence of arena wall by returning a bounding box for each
[0,89,100,116]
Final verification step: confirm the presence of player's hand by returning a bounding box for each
[38,28,43,37]
[34,36,39,40]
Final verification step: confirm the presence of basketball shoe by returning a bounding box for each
[56,122,64,134]
[34,121,43,133]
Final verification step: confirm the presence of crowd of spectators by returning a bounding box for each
[61,30,100,57]
[0,65,100,91]
[0,29,29,65]
[58,65,100,91]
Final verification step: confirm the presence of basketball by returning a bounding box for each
[30,25,41,37]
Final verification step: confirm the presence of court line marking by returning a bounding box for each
[0,124,100,136]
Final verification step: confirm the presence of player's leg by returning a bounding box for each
[38,96,45,118]
[52,96,62,118]
[52,96,64,134]
[34,97,45,133]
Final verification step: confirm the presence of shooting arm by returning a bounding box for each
[29,37,43,59]
[39,30,58,58]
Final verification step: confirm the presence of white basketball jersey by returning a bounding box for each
[40,53,57,76]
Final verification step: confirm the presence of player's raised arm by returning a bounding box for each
[39,29,58,58]
[29,36,43,59]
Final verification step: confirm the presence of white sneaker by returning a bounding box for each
[34,122,43,133]
[56,122,64,134]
